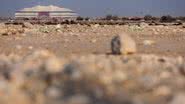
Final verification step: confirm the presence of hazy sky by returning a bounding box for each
[1,0,185,17]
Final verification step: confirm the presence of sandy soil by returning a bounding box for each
[0,23,185,104]
[0,24,185,57]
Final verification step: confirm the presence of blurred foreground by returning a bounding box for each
[0,50,185,104]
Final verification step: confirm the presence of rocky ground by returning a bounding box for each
[0,22,185,104]
[0,22,185,56]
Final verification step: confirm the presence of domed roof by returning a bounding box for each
[19,5,73,12]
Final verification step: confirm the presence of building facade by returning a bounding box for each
[15,5,78,19]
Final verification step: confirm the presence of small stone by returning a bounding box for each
[93,24,100,28]
[22,22,33,29]
[91,39,97,43]
[0,23,5,27]
[28,46,33,50]
[56,24,61,29]
[153,31,158,35]
[139,22,149,28]
[45,57,62,73]
[21,34,27,37]
[111,33,137,55]
[16,45,22,50]
[143,40,155,46]
[173,29,177,33]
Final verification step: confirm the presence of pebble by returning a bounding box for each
[153,31,158,35]
[143,40,155,45]
[91,39,97,43]
[28,46,33,50]
[55,24,61,29]
[139,22,149,28]
[16,45,22,50]
[22,22,33,29]
[21,34,27,37]
[45,57,63,73]
[92,24,100,28]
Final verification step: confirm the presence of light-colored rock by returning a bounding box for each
[111,33,137,55]
[182,23,185,28]
[143,40,155,45]
[92,24,100,28]
[91,39,97,43]
[15,45,22,50]
[55,24,61,29]
[45,57,63,73]
[0,23,5,28]
[139,22,149,28]
[55,24,62,32]
[22,22,33,29]
[21,34,27,37]
[28,46,33,50]
[0,29,8,36]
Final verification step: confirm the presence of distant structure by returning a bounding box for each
[15,5,78,19]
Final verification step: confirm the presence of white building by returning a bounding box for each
[15,5,78,19]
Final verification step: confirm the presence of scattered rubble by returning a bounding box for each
[0,25,24,36]
[0,22,184,104]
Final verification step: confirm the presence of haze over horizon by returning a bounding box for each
[1,0,185,17]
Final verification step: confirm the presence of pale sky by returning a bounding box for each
[1,0,185,17]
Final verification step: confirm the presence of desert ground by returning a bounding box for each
[0,23,185,57]
[0,22,185,104]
